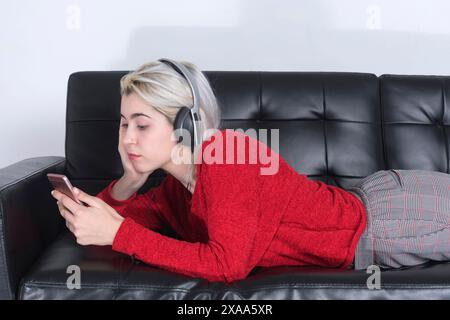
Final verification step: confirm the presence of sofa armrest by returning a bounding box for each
[0,156,66,299]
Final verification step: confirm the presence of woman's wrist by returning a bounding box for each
[111,176,142,200]
[110,216,125,246]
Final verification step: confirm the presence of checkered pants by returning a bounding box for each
[347,169,450,270]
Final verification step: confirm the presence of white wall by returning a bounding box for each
[2,0,450,169]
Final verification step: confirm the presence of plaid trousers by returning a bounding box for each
[347,169,450,270]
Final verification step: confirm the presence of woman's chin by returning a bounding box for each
[135,163,158,175]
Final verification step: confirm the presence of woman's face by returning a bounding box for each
[119,93,178,174]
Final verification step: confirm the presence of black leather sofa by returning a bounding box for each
[2,70,450,300]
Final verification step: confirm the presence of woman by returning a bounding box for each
[50,59,450,283]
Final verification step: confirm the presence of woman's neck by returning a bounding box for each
[186,179,196,194]
[162,161,196,195]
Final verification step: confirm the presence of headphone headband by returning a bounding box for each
[158,58,203,149]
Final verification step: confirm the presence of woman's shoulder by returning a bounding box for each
[199,128,297,182]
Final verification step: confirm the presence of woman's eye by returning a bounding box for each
[120,124,147,130]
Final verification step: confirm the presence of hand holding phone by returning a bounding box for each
[47,173,85,206]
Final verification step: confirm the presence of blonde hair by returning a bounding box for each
[119,60,222,188]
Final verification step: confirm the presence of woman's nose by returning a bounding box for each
[122,129,137,144]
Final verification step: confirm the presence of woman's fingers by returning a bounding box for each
[57,201,76,226]
[57,201,65,218]
[66,220,74,233]
[52,191,81,216]
[57,201,72,232]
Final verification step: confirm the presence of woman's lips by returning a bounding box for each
[128,153,142,160]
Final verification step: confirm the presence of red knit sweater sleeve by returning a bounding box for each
[111,133,264,283]
[96,179,164,231]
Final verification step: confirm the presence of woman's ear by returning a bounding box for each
[171,143,191,165]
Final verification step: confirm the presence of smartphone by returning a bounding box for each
[47,173,86,206]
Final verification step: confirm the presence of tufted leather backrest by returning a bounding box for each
[207,71,381,190]
[380,75,450,173]
[65,70,449,194]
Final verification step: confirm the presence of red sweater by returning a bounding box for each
[96,129,367,283]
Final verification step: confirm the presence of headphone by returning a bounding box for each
[158,58,203,154]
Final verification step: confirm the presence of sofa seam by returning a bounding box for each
[321,78,329,182]
[22,282,450,291]
[379,75,388,170]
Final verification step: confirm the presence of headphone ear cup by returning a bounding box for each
[173,107,195,151]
